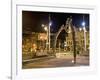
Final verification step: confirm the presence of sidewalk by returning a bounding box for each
[22,55,55,64]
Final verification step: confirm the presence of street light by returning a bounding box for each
[48,21,52,52]
[44,26,48,31]
[41,24,48,52]
[41,14,52,53]
[49,22,52,26]
[79,28,82,31]
[41,24,45,27]
[82,21,85,26]
[42,24,48,31]
[82,16,87,51]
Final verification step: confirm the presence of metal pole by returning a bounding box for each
[46,29,48,52]
[84,28,86,51]
[48,14,51,52]
[83,15,86,51]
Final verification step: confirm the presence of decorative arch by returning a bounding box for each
[54,17,73,50]
[54,17,77,63]
[54,25,66,49]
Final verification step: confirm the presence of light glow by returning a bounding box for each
[82,21,85,26]
[49,22,52,26]
[44,27,48,31]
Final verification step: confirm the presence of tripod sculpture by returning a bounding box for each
[54,17,77,64]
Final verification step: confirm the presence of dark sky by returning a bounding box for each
[22,11,89,33]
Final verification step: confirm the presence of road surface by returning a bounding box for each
[22,54,89,69]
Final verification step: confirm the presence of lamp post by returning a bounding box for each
[82,15,86,52]
[48,14,52,52]
[83,26,86,51]
[42,24,48,52]
[42,14,52,53]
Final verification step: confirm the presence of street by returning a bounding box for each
[22,53,89,69]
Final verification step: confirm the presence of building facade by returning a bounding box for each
[65,27,89,55]
[22,32,47,54]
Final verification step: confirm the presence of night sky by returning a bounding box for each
[22,11,89,33]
